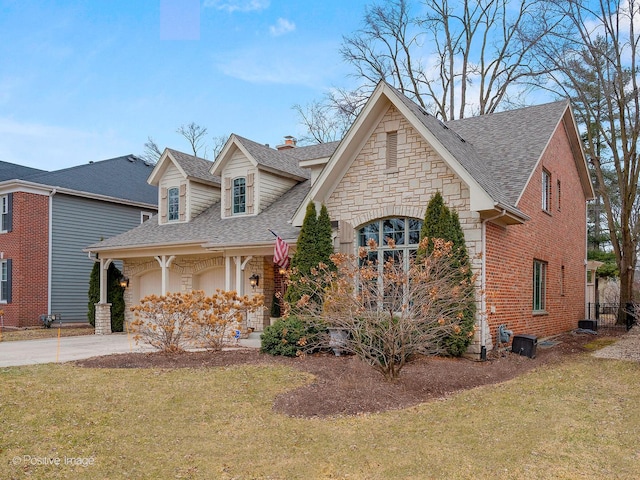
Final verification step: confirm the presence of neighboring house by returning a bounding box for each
[0,156,157,327]
[86,81,593,357]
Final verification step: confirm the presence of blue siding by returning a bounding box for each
[50,194,156,322]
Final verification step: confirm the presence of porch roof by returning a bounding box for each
[86,180,310,253]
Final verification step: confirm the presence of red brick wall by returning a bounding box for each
[1,192,49,327]
[485,122,587,342]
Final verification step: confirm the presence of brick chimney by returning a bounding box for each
[276,135,297,150]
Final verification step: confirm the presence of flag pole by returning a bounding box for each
[267,229,278,238]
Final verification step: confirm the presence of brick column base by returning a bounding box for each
[95,303,112,335]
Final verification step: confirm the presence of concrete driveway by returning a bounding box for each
[0,333,261,368]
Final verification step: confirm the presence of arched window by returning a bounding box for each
[233,177,246,214]
[358,218,423,311]
[358,217,423,267]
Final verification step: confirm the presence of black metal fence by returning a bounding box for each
[585,303,637,330]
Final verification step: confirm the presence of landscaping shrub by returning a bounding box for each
[260,316,316,357]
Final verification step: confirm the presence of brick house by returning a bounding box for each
[86,82,593,356]
[0,156,157,327]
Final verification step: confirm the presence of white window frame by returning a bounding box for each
[542,169,551,212]
[533,259,547,313]
[0,260,8,303]
[0,195,9,233]
[233,177,246,215]
[167,187,179,222]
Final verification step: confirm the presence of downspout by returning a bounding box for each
[47,188,57,315]
[481,209,507,361]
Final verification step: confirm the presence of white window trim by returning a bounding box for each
[232,177,247,215]
[167,187,180,222]
[141,211,154,223]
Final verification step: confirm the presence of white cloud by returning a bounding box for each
[269,18,295,37]
[203,0,269,13]
[215,43,342,87]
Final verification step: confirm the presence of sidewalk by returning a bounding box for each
[0,332,262,368]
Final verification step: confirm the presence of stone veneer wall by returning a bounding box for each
[324,104,488,355]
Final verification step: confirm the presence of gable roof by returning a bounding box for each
[21,155,157,205]
[0,161,46,181]
[213,135,310,181]
[86,180,310,253]
[293,81,592,226]
[148,148,220,187]
[447,100,576,206]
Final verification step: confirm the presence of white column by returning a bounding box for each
[100,258,113,303]
[234,256,242,294]
[225,256,232,291]
[154,255,176,294]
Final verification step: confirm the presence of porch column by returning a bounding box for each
[225,256,232,291]
[95,258,113,335]
[154,255,176,294]
[94,303,112,335]
[234,256,242,294]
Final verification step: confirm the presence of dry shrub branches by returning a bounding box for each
[130,290,264,353]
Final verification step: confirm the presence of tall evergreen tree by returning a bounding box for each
[285,202,335,307]
[419,192,475,356]
[316,204,335,270]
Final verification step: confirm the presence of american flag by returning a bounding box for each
[273,235,290,269]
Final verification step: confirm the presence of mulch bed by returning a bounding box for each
[75,329,626,418]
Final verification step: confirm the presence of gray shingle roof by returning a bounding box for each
[233,135,310,180]
[0,161,47,181]
[166,148,220,186]
[23,155,157,205]
[285,141,340,162]
[87,180,310,250]
[447,101,569,205]
[386,83,568,210]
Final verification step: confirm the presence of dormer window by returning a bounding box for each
[233,178,246,214]
[168,187,179,221]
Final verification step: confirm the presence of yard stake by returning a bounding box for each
[56,324,61,362]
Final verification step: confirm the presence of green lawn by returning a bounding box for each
[1,355,639,479]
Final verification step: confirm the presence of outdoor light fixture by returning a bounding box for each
[249,274,259,289]
[119,277,130,288]
[278,267,287,275]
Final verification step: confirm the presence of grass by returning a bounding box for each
[0,325,94,342]
[1,355,639,479]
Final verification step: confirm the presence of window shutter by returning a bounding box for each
[6,259,12,303]
[246,173,254,214]
[160,187,167,223]
[224,177,231,217]
[338,220,354,254]
[386,132,398,169]
[179,184,186,221]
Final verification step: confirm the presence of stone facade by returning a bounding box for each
[324,104,487,352]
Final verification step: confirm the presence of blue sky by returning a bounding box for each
[0,0,371,170]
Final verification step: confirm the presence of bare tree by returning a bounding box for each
[531,0,640,309]
[210,134,229,159]
[285,238,477,381]
[339,0,547,120]
[142,136,163,164]
[177,122,208,157]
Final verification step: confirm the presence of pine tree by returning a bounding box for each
[419,192,475,356]
[284,202,335,307]
[316,204,335,270]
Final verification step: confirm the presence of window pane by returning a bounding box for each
[233,178,246,214]
[359,223,379,247]
[533,260,546,311]
[408,218,422,245]
[0,261,6,302]
[168,188,179,221]
[383,218,405,245]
